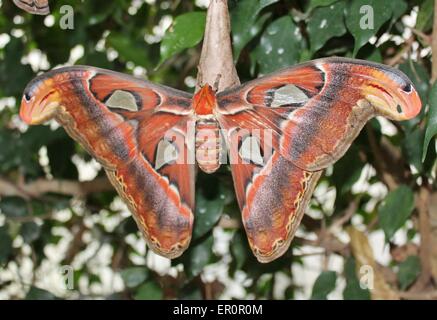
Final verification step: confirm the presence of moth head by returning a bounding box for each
[193,84,217,115]
[19,77,61,125]
[360,65,421,121]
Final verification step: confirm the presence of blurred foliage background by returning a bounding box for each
[0,0,436,300]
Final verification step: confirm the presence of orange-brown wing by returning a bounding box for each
[225,136,322,263]
[218,57,421,172]
[216,57,422,262]
[13,0,49,15]
[20,66,196,259]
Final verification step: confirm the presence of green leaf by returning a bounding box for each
[391,0,408,23]
[25,287,57,300]
[254,16,302,75]
[345,0,404,56]
[416,0,434,31]
[231,231,249,270]
[0,196,28,218]
[107,32,149,67]
[331,145,363,195]
[343,257,371,300]
[193,186,227,240]
[0,126,66,176]
[378,185,415,241]
[306,0,339,12]
[46,133,78,179]
[176,234,214,278]
[120,267,149,288]
[0,37,33,97]
[307,1,346,53]
[398,256,421,290]
[365,47,383,63]
[0,226,13,265]
[403,127,424,172]
[231,0,279,61]
[159,12,206,65]
[0,129,24,173]
[310,271,337,300]
[134,281,163,300]
[422,82,437,161]
[20,222,41,244]
[179,282,203,300]
[22,126,66,150]
[256,274,274,297]
[189,235,214,277]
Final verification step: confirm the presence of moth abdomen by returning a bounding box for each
[195,118,222,174]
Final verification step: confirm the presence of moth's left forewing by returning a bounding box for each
[20,66,196,258]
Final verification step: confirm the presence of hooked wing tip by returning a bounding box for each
[19,101,33,124]
[402,86,422,119]
[19,79,60,125]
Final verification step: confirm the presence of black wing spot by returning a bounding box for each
[402,83,412,93]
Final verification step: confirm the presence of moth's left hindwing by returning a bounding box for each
[13,0,49,15]
[20,66,196,258]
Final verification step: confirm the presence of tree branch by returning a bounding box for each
[398,290,437,300]
[0,176,112,199]
[385,35,414,67]
[410,185,433,291]
[196,0,240,91]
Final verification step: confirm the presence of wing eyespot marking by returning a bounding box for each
[154,138,179,170]
[248,84,313,108]
[402,83,412,93]
[270,84,310,108]
[104,90,141,111]
[238,135,264,166]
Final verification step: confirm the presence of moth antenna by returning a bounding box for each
[213,74,222,92]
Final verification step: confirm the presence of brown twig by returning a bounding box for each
[196,0,240,91]
[398,290,437,300]
[0,176,113,199]
[329,198,360,233]
[386,35,414,66]
[410,28,432,46]
[411,185,433,291]
[6,212,53,223]
[63,220,87,265]
[297,235,349,256]
[218,215,241,229]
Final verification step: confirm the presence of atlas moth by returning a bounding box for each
[19,57,421,262]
